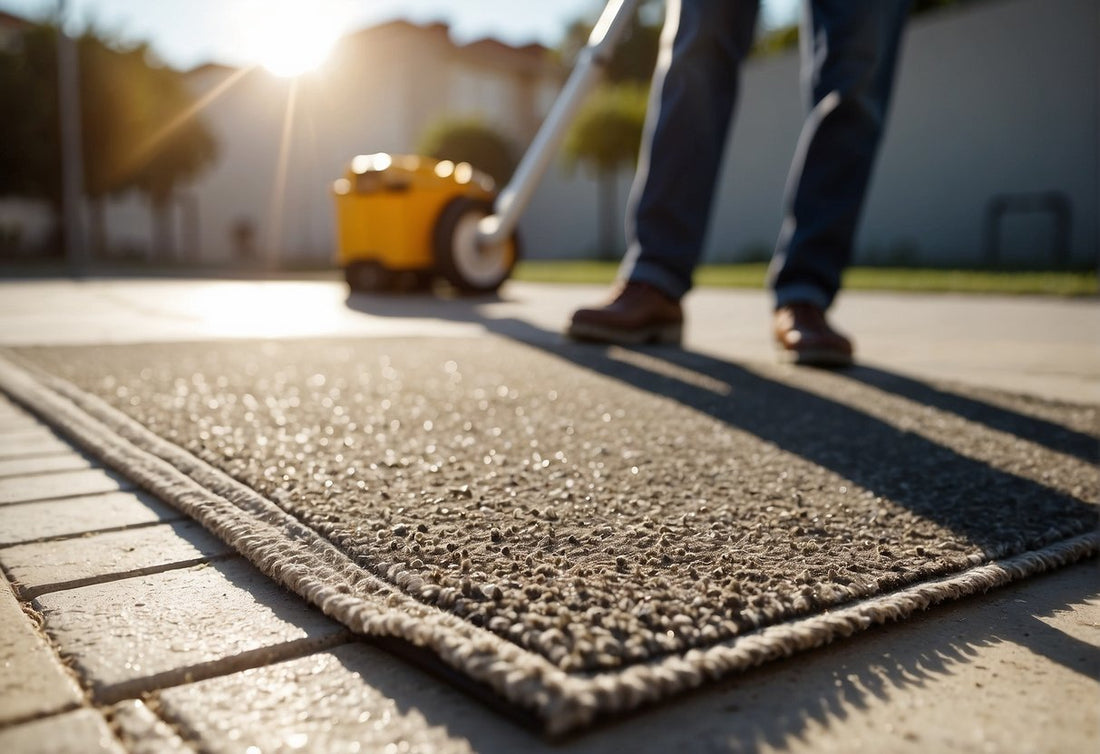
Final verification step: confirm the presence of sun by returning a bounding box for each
[242,4,343,77]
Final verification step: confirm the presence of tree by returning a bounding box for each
[121,55,217,260]
[0,21,217,259]
[558,0,662,85]
[554,3,658,258]
[417,117,517,188]
[563,83,648,258]
[0,25,62,219]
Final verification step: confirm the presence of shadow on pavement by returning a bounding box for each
[345,291,1097,554]
[339,565,1097,752]
[841,365,1098,463]
[343,290,1098,742]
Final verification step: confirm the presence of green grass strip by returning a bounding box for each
[514,261,1097,297]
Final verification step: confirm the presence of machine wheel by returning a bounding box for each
[432,197,519,294]
[345,260,394,292]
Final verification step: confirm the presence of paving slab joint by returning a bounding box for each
[16,593,45,631]
[13,552,240,602]
[107,699,195,754]
[82,631,356,706]
[32,633,93,711]
[0,580,94,728]
[1,515,188,551]
[0,485,139,510]
[5,486,139,509]
[0,562,34,618]
[0,458,93,482]
[141,696,212,754]
[0,702,87,733]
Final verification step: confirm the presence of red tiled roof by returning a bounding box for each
[0,9,33,29]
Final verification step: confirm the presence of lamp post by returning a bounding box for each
[56,0,87,273]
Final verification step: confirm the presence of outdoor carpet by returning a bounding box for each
[0,337,1096,734]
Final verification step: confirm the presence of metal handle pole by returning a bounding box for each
[477,0,641,246]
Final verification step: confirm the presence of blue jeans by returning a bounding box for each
[620,0,911,309]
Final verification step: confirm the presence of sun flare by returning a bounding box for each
[242,4,343,77]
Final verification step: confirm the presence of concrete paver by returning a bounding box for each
[33,558,350,704]
[109,700,192,754]
[0,520,234,599]
[0,452,93,480]
[157,645,475,754]
[0,468,133,506]
[0,430,48,443]
[0,415,45,433]
[0,584,82,726]
[694,567,1100,754]
[0,709,124,754]
[0,432,71,460]
[0,491,182,547]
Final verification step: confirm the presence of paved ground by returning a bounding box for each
[0,277,1096,753]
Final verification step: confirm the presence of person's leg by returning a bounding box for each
[568,0,759,345]
[620,0,761,301]
[769,0,911,311]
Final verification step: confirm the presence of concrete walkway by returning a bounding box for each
[0,277,1096,753]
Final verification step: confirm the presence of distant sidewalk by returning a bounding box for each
[0,277,1095,402]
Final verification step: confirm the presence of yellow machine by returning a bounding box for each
[332,0,640,295]
[333,153,518,293]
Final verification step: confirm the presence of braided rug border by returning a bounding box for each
[1,350,1095,735]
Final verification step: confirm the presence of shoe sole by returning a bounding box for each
[566,321,683,346]
[776,346,854,368]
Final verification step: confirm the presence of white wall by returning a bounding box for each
[707,0,1098,267]
[101,192,154,259]
[521,166,632,259]
[864,0,1097,267]
[0,199,53,255]
[711,50,803,262]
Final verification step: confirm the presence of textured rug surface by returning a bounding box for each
[2,338,1096,733]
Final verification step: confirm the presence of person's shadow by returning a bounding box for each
[343,289,1098,739]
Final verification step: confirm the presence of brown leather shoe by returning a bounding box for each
[567,282,683,345]
[774,303,854,367]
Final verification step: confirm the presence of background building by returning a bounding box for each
[92,20,580,267]
[2,0,1096,270]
